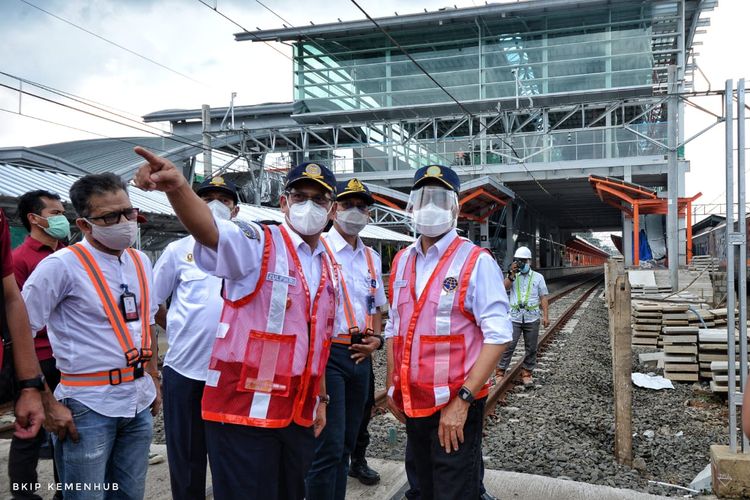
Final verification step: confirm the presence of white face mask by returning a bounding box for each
[207,200,232,221]
[336,208,368,236]
[412,203,456,237]
[87,220,138,251]
[287,199,330,236]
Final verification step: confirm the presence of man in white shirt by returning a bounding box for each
[497,246,549,387]
[385,165,513,500]
[22,173,159,499]
[133,147,338,500]
[152,176,240,500]
[306,179,387,500]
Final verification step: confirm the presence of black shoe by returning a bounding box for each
[349,459,381,486]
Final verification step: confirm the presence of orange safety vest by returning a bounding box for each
[320,238,378,345]
[61,244,152,386]
[201,224,337,428]
[388,237,488,417]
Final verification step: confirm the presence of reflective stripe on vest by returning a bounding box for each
[201,224,336,428]
[321,239,378,345]
[511,271,538,312]
[64,244,151,386]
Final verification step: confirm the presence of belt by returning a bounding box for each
[60,365,145,387]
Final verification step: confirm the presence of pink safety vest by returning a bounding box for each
[202,224,337,428]
[388,236,488,418]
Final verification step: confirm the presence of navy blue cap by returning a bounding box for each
[412,165,460,193]
[335,178,374,205]
[196,176,239,204]
[285,162,336,194]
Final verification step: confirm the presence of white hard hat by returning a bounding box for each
[514,246,532,259]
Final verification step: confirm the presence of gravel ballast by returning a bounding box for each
[364,288,729,497]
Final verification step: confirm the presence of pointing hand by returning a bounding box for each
[133,147,187,193]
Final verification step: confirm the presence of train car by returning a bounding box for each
[692,214,750,271]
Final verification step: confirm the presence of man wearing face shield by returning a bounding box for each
[133,147,338,500]
[306,179,386,499]
[20,173,160,497]
[384,165,513,499]
[151,176,239,500]
[496,246,549,387]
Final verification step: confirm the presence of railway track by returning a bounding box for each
[373,273,604,415]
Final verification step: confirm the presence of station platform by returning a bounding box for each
[0,440,676,499]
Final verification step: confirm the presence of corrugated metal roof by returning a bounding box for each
[0,163,414,243]
[0,163,174,215]
[32,135,206,179]
[235,204,415,244]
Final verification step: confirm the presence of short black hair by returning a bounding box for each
[69,173,128,217]
[17,190,62,232]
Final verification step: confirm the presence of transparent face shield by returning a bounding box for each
[406,186,458,213]
[407,186,459,236]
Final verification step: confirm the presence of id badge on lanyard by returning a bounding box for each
[120,285,139,322]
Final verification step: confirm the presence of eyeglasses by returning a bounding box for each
[286,191,332,207]
[338,200,368,211]
[86,208,140,226]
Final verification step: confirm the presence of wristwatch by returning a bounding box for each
[457,385,474,403]
[17,374,46,392]
[320,394,331,405]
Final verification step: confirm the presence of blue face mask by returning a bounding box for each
[520,263,531,274]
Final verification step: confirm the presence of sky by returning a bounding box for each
[0,0,747,216]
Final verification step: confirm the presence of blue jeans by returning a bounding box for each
[306,345,371,500]
[53,399,153,500]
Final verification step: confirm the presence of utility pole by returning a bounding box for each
[202,104,212,179]
[667,65,679,291]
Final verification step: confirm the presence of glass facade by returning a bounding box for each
[293,3,674,113]
[285,2,681,174]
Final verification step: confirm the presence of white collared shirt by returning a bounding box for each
[323,226,387,334]
[194,220,324,310]
[22,238,157,418]
[384,229,513,344]
[153,236,223,381]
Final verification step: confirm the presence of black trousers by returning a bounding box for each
[162,366,208,500]
[351,361,375,462]
[205,420,315,500]
[404,398,485,500]
[8,358,61,500]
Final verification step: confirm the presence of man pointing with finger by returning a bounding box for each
[384,165,512,500]
[133,147,338,500]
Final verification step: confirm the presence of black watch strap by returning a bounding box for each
[458,385,474,403]
[18,374,46,391]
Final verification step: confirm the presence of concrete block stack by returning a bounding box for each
[631,302,662,347]
[661,325,700,382]
[689,255,719,272]
[698,329,737,381]
[709,308,728,327]
[709,361,742,394]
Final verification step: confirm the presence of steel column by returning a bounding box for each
[725,79,738,452]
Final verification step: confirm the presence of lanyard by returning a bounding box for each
[321,238,378,334]
[279,225,312,320]
[320,238,358,332]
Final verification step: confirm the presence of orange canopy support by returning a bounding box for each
[588,175,702,265]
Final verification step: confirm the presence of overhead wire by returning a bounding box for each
[195,0,294,61]
[249,0,469,170]
[18,0,210,88]
[0,81,211,152]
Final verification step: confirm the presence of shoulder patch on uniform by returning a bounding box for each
[232,220,260,241]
